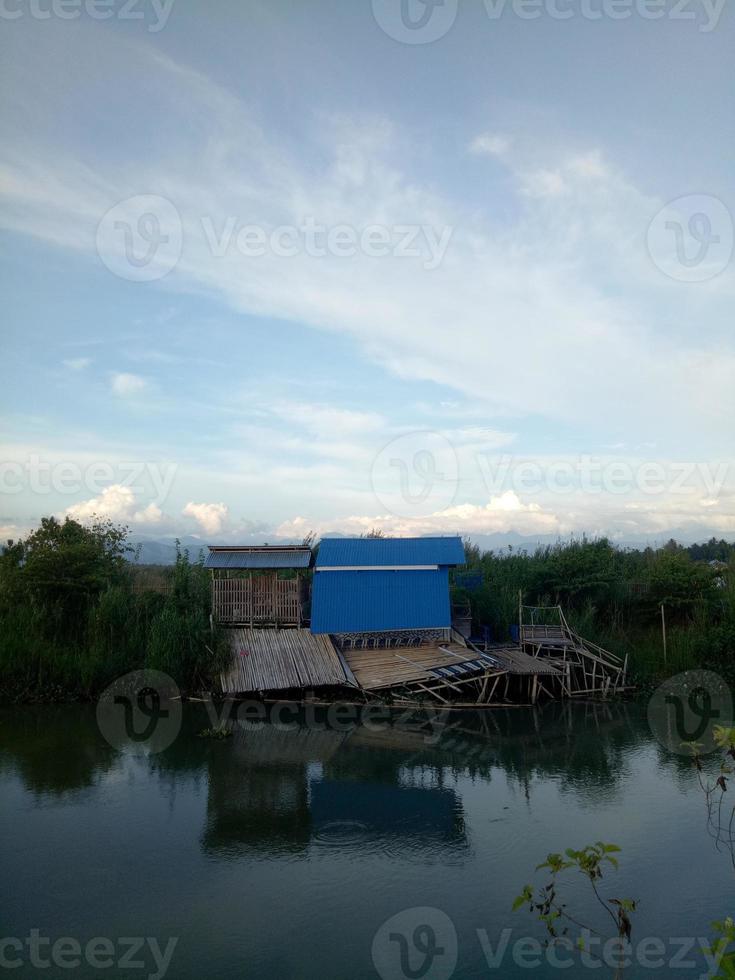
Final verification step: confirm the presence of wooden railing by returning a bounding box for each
[212,577,301,625]
[521,625,567,641]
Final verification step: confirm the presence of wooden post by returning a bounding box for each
[518,589,523,646]
[660,603,667,667]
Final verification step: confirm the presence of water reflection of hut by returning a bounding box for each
[200,722,467,856]
[201,726,348,856]
[308,779,465,845]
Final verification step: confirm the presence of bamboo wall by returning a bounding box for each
[212,575,301,625]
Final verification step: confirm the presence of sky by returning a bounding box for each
[1,0,734,547]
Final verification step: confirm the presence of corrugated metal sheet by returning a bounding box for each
[205,547,312,569]
[311,568,451,633]
[316,536,465,568]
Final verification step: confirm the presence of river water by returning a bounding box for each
[1,700,732,978]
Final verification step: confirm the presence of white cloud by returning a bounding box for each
[1,26,734,493]
[469,133,512,158]
[111,372,147,397]
[274,483,735,542]
[266,401,385,439]
[65,485,164,525]
[182,501,229,534]
[568,151,609,179]
[275,491,560,539]
[0,524,24,543]
[62,357,91,371]
[520,168,568,198]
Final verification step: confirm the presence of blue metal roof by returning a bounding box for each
[315,536,465,568]
[310,568,451,633]
[205,547,312,570]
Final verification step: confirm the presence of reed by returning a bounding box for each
[0,520,229,701]
[454,536,735,682]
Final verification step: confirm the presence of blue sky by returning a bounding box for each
[1,0,734,544]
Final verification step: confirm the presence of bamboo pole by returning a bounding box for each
[518,588,523,643]
[661,603,667,666]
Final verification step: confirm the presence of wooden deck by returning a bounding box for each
[484,644,563,676]
[221,628,352,694]
[215,604,626,703]
[343,642,492,691]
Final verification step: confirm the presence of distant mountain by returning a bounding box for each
[129,537,210,565]
[128,532,301,564]
[128,528,733,564]
[467,529,735,553]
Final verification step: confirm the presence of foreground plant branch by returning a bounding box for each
[514,842,636,979]
[687,726,735,871]
[686,725,735,976]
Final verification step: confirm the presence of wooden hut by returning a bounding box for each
[205,545,312,627]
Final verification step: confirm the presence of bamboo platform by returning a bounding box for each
[483,643,562,676]
[520,606,628,697]
[343,642,488,691]
[220,628,353,694]
[216,605,627,704]
[334,617,619,704]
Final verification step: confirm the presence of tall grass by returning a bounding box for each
[0,536,229,701]
[455,537,735,683]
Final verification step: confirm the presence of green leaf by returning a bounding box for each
[512,886,533,911]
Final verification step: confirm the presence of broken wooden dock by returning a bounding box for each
[520,605,628,698]
[216,608,627,704]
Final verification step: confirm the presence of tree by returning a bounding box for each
[16,517,131,639]
[646,550,715,621]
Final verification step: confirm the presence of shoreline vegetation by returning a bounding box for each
[0,518,230,704]
[459,535,735,685]
[0,517,733,703]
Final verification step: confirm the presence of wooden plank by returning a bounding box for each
[342,642,507,692]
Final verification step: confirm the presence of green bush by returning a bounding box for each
[0,519,229,701]
[453,535,734,681]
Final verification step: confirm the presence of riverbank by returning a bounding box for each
[2,519,733,703]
